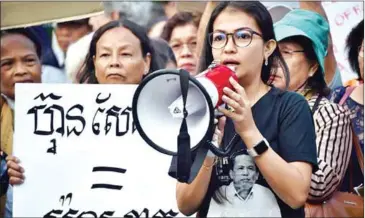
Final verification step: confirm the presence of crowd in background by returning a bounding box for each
[0,1,363,218]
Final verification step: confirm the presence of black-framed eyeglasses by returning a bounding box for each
[208,28,262,49]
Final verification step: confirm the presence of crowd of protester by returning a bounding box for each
[0,1,363,218]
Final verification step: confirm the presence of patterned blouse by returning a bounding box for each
[330,86,364,193]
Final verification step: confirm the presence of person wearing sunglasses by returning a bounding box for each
[330,19,364,195]
[272,9,353,203]
[170,2,318,218]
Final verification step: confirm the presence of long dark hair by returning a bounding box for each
[201,2,289,204]
[151,38,177,67]
[346,19,364,80]
[78,19,160,84]
[282,36,330,97]
[198,1,289,88]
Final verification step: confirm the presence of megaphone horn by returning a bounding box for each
[132,62,241,183]
[132,68,215,156]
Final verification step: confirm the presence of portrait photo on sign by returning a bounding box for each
[208,150,281,217]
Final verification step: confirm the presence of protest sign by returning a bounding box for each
[13,84,183,217]
[322,1,363,83]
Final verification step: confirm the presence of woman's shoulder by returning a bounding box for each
[269,87,308,108]
[329,86,347,104]
[314,96,351,119]
[263,87,312,124]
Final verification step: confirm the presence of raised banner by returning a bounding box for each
[322,1,363,83]
[13,84,184,217]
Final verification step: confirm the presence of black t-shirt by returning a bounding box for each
[170,87,318,218]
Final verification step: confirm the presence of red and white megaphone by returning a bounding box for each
[132,60,239,157]
[168,62,238,119]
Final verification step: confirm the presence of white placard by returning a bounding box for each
[322,1,363,83]
[13,84,185,217]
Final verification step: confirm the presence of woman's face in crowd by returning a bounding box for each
[1,34,42,100]
[273,41,317,91]
[358,40,364,80]
[169,23,198,75]
[93,26,151,84]
[211,7,268,83]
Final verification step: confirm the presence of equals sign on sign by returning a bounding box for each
[91,166,126,190]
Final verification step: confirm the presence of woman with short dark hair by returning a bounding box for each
[1,27,43,218]
[330,19,364,194]
[161,11,201,75]
[172,2,318,217]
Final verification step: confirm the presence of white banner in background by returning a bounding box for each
[13,84,185,217]
[322,1,363,83]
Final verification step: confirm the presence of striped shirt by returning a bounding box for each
[307,94,352,201]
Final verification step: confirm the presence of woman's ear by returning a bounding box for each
[144,53,151,75]
[264,39,277,61]
[308,63,319,77]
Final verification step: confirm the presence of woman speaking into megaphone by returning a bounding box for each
[171,2,318,218]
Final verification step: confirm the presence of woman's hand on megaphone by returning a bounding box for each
[218,77,256,138]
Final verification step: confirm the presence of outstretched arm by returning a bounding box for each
[176,117,226,216]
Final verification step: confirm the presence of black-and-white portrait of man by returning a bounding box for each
[230,153,259,200]
[208,152,281,217]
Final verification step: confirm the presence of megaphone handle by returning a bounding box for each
[208,132,240,157]
[215,103,230,118]
[208,107,230,157]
